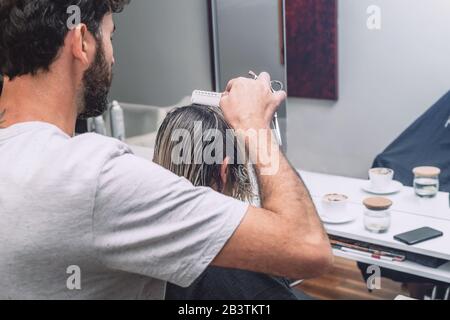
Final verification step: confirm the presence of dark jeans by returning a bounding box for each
[165,266,312,300]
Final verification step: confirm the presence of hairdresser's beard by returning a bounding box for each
[77,42,113,120]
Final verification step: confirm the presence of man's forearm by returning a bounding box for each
[253,131,329,243]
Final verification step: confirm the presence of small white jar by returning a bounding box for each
[363,197,393,234]
[413,167,441,198]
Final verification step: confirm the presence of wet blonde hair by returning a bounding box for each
[153,105,254,202]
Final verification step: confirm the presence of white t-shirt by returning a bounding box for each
[0,122,248,300]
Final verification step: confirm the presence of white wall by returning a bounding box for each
[109,0,213,106]
[287,0,450,178]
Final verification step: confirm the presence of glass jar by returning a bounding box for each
[413,167,441,198]
[363,197,393,234]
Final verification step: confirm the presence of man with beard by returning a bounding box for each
[0,0,332,299]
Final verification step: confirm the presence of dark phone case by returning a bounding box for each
[394,227,444,245]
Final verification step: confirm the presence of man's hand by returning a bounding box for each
[220,72,287,131]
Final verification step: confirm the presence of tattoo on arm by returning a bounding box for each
[0,109,6,127]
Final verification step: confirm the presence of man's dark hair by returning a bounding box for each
[0,0,130,80]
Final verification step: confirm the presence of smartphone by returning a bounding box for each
[394,227,443,245]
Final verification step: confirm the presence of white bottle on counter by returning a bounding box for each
[110,100,126,141]
[94,116,107,136]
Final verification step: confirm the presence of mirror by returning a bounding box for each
[210,0,288,151]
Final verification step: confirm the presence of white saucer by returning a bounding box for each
[319,213,357,225]
[361,180,403,195]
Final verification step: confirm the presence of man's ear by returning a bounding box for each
[70,24,92,67]
[220,157,230,192]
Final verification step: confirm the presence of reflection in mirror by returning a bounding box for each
[210,0,288,151]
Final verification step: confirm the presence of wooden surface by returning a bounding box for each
[296,257,408,300]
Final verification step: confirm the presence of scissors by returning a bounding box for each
[248,71,283,146]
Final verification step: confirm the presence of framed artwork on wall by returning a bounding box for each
[285,0,339,100]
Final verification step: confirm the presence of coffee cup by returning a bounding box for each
[322,193,348,214]
[369,168,394,190]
